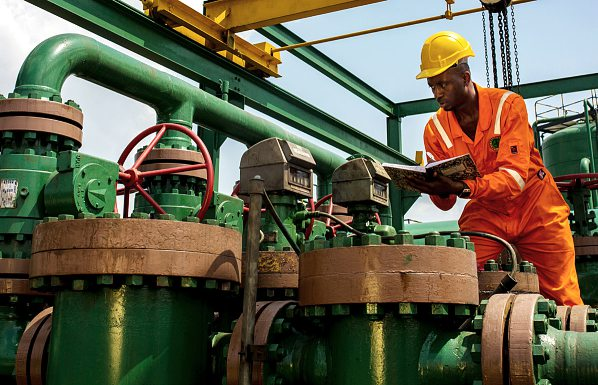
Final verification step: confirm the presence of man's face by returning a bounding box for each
[426,66,469,111]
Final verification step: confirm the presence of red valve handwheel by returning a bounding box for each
[554,173,598,192]
[116,123,214,221]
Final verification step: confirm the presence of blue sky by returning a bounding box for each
[1,0,597,222]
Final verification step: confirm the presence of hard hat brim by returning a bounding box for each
[415,52,475,80]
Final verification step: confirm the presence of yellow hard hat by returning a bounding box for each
[416,31,475,79]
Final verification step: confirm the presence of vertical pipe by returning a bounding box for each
[239,176,264,385]
[584,100,598,206]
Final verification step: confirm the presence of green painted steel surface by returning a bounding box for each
[44,151,118,216]
[258,25,395,116]
[542,123,598,178]
[47,287,213,385]
[0,306,26,384]
[261,194,306,251]
[396,73,598,117]
[418,330,481,385]
[13,34,345,177]
[23,0,412,167]
[326,314,432,385]
[540,325,598,384]
[576,258,598,307]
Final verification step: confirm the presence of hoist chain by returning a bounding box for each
[482,11,491,88]
[497,11,508,89]
[488,12,499,88]
[502,8,513,89]
[511,4,521,88]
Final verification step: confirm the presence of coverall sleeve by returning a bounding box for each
[463,94,531,200]
[423,120,457,211]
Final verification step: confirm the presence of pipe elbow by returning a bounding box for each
[14,33,102,98]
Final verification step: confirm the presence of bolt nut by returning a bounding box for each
[394,231,414,245]
[425,232,444,246]
[537,299,556,318]
[361,233,381,246]
[532,344,547,364]
[331,304,350,316]
[534,314,549,334]
[484,259,499,272]
[478,300,489,315]
[473,315,484,331]
[470,343,481,363]
[431,304,450,316]
[586,320,597,332]
[548,317,563,330]
[398,303,418,315]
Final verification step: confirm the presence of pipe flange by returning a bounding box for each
[135,146,207,178]
[16,307,53,385]
[226,301,296,385]
[30,218,242,283]
[299,245,478,306]
[0,278,50,296]
[0,259,30,277]
[570,305,597,332]
[478,271,539,301]
[556,305,571,331]
[573,236,598,257]
[255,251,298,289]
[0,98,83,145]
[508,294,545,385]
[481,293,516,385]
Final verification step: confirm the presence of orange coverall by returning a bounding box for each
[424,84,583,306]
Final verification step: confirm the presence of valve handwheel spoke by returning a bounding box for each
[116,123,214,220]
[554,173,598,192]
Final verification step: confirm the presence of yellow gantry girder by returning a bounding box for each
[204,0,386,32]
[142,0,281,77]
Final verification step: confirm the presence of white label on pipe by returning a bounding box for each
[0,179,18,208]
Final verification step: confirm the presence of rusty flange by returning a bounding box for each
[257,251,298,289]
[570,304,591,332]
[556,305,571,331]
[0,278,50,296]
[478,271,540,300]
[227,301,295,385]
[299,245,478,306]
[0,259,30,276]
[508,294,542,385]
[16,307,53,385]
[0,98,83,144]
[137,148,207,178]
[574,236,598,256]
[226,301,272,385]
[482,293,516,385]
[30,219,241,282]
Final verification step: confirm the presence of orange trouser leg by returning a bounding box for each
[459,206,583,305]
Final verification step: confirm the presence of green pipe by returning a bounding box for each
[418,330,481,385]
[14,34,344,177]
[47,287,213,385]
[540,326,598,385]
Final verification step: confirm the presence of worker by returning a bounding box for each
[407,30,583,306]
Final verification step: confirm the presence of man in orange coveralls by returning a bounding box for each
[407,31,582,306]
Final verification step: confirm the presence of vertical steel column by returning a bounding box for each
[584,100,598,207]
[387,113,402,229]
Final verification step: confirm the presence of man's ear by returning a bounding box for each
[463,71,471,85]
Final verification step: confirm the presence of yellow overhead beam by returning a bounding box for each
[204,0,386,32]
[142,0,281,77]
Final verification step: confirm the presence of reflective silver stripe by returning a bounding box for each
[431,114,453,149]
[494,91,514,135]
[499,167,525,191]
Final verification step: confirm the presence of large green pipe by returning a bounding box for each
[541,326,598,385]
[14,34,344,176]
